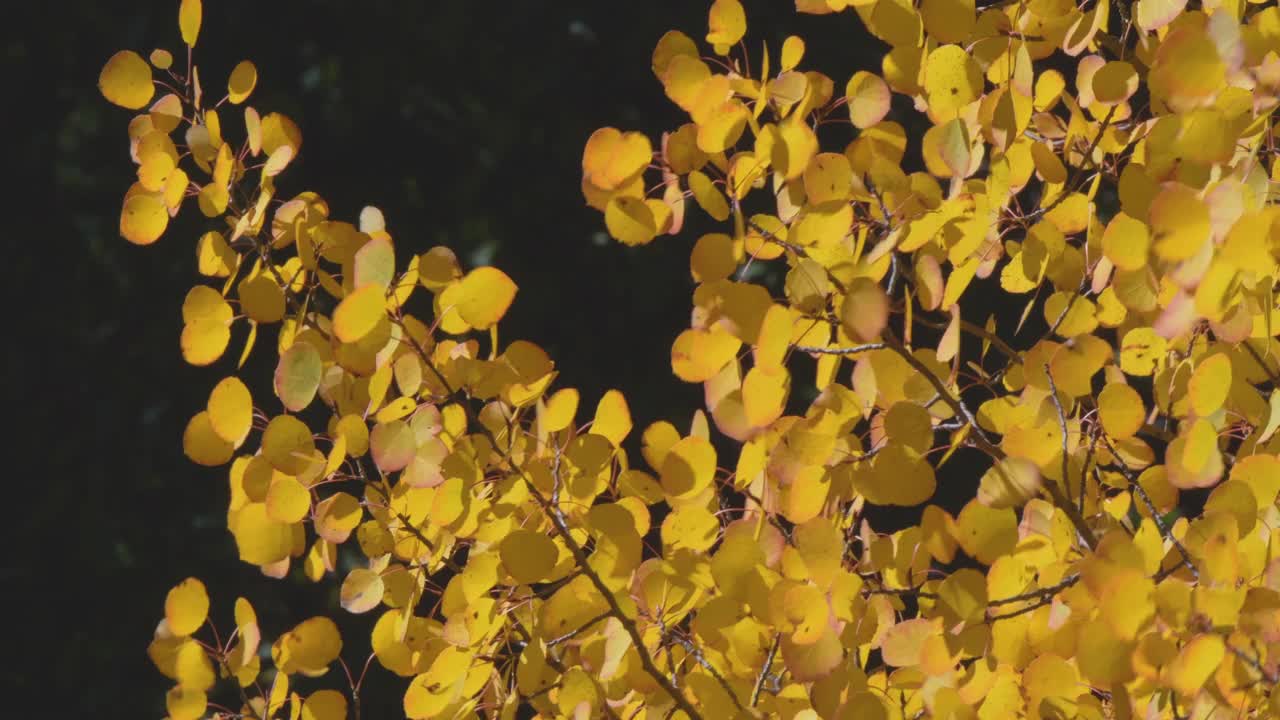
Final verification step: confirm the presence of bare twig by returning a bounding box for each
[750,634,781,708]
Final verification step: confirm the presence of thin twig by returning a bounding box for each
[750,634,781,708]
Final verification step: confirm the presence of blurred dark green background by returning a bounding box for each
[12,1,890,715]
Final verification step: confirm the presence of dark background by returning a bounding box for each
[10,1,894,715]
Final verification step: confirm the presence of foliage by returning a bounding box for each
[102,0,1280,718]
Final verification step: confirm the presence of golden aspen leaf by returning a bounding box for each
[591,389,632,447]
[804,152,853,205]
[840,277,889,342]
[1098,384,1144,439]
[314,492,361,544]
[120,192,169,245]
[1188,353,1231,417]
[652,30,698,77]
[924,45,982,120]
[1030,141,1067,185]
[196,231,236,277]
[1023,653,1080,713]
[921,118,971,178]
[690,232,736,282]
[742,365,788,427]
[100,50,154,110]
[417,246,461,293]
[353,236,395,290]
[1162,634,1224,697]
[339,568,384,614]
[333,285,386,344]
[178,0,201,47]
[661,504,720,552]
[781,35,805,71]
[150,49,173,70]
[696,99,749,154]
[301,690,347,720]
[1136,0,1188,32]
[183,411,234,466]
[260,112,303,157]
[238,275,286,324]
[671,327,741,382]
[227,60,257,104]
[1092,61,1138,105]
[660,435,716,501]
[845,71,891,129]
[921,0,975,44]
[663,54,713,113]
[166,686,206,720]
[794,517,842,589]
[275,341,322,412]
[276,617,342,677]
[867,0,923,47]
[180,318,230,367]
[1148,24,1224,112]
[977,456,1042,509]
[881,618,941,667]
[582,127,651,191]
[262,415,315,475]
[605,195,657,247]
[688,171,730,222]
[706,0,746,51]
[207,377,252,446]
[370,420,415,473]
[266,475,309,523]
[937,568,986,624]
[1033,69,1065,112]
[499,529,556,584]
[1119,327,1166,377]
[1150,184,1209,261]
[229,503,292,565]
[1101,212,1149,272]
[955,500,1016,565]
[772,581,830,645]
[165,578,209,637]
[539,388,578,433]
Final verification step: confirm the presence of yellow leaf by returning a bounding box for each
[661,504,720,552]
[591,389,632,447]
[333,285,386,344]
[183,411,234,466]
[924,45,982,120]
[1162,634,1225,697]
[179,0,202,47]
[1188,353,1231,417]
[706,0,746,52]
[227,60,257,104]
[1098,383,1144,439]
[339,568,385,614]
[301,690,348,720]
[262,415,316,475]
[165,578,209,637]
[582,127,651,191]
[840,278,889,342]
[977,456,1041,509]
[120,191,169,245]
[207,377,252,446]
[660,435,717,501]
[166,686,207,720]
[100,50,154,110]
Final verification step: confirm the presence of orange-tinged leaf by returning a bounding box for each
[333,285,386,343]
[881,618,940,667]
[165,578,209,637]
[100,50,154,110]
